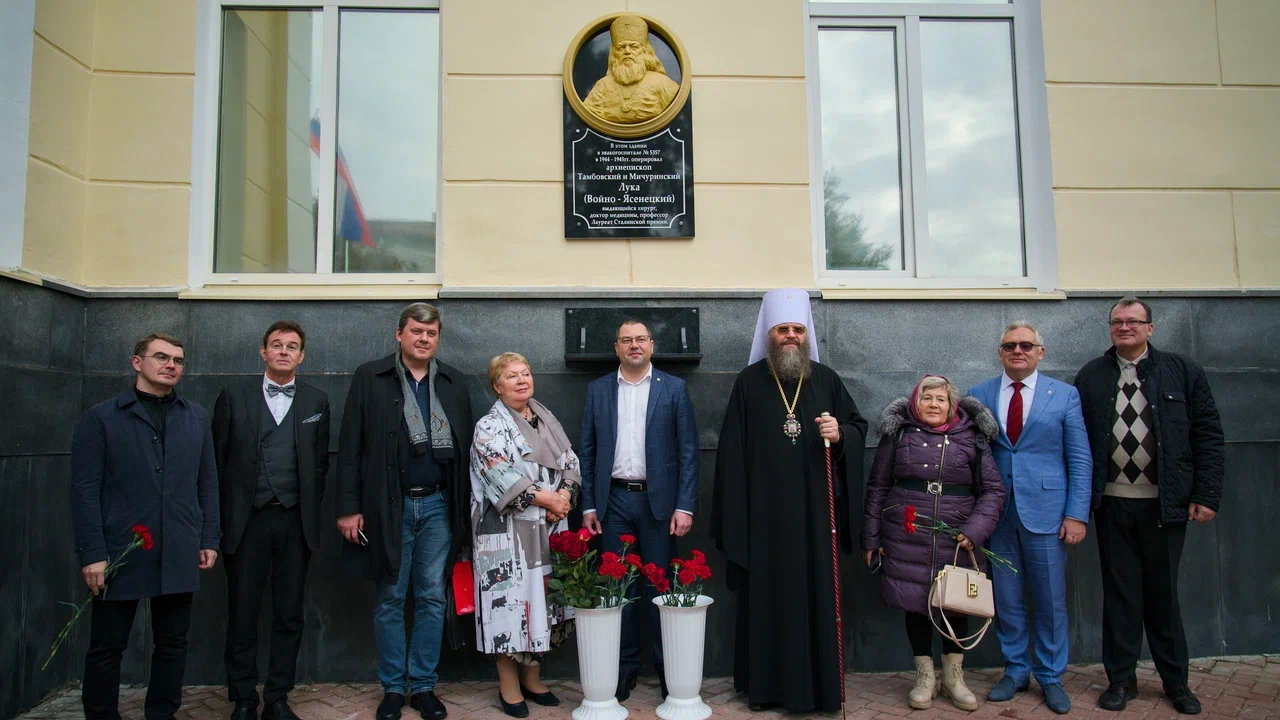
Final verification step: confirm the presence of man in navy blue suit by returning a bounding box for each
[580,318,699,702]
[969,321,1092,715]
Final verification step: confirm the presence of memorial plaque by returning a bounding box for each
[564,98,694,238]
[562,12,694,239]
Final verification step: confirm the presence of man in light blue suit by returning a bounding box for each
[580,318,699,702]
[969,321,1092,715]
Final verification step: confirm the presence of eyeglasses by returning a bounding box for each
[267,342,302,352]
[1109,319,1151,329]
[616,335,651,346]
[141,352,185,367]
[999,342,1041,353]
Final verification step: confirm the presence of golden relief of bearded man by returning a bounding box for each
[583,15,680,124]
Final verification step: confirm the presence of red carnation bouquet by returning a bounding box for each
[903,505,1016,575]
[43,524,154,670]
[547,530,643,609]
[645,549,713,607]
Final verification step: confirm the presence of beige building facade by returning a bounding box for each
[6,0,1277,295]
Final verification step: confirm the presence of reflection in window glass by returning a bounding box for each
[214,9,321,273]
[818,29,904,271]
[333,11,439,274]
[920,20,1023,278]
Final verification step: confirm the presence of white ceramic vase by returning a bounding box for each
[654,595,714,720]
[572,605,629,720]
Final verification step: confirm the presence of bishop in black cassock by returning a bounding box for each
[711,289,868,714]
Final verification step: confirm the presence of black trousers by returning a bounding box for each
[224,504,312,706]
[905,611,969,656]
[1097,496,1189,688]
[83,591,193,720]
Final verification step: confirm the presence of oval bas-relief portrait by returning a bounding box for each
[581,16,679,124]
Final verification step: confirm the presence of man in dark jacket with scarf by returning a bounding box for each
[337,303,474,720]
[71,332,221,720]
[1074,297,1224,715]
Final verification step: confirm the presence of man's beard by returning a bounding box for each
[611,55,646,86]
[767,338,811,384]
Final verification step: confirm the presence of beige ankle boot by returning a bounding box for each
[908,656,937,710]
[939,653,978,711]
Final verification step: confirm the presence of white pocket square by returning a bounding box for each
[302,413,323,424]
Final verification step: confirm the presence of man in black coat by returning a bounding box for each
[71,332,221,720]
[213,321,330,720]
[337,303,474,720]
[1074,297,1224,715]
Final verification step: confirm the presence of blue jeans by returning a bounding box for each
[374,492,451,695]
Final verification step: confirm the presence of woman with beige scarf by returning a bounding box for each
[469,352,580,718]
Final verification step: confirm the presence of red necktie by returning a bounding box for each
[1007,381,1025,446]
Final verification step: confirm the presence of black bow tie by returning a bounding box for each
[267,383,296,397]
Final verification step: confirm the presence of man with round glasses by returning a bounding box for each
[71,333,221,719]
[1074,297,1224,715]
[969,321,1092,715]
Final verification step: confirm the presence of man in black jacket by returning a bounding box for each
[213,321,330,720]
[337,303,474,720]
[1074,297,1224,715]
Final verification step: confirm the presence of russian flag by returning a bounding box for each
[311,116,375,248]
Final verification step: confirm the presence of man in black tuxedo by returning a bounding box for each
[213,321,331,720]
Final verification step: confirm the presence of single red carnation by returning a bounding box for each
[624,553,643,568]
[601,551,620,564]
[141,535,154,550]
[905,521,917,535]
[691,549,706,564]
[619,533,637,545]
[693,563,711,580]
[905,506,918,524]
[132,524,149,535]
[599,561,627,580]
[653,577,671,594]
[677,566,697,585]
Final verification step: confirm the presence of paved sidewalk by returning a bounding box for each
[18,656,1280,720]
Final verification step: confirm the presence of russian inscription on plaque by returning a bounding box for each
[563,13,694,239]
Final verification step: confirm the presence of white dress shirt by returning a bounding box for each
[997,370,1037,434]
[611,366,652,480]
[263,375,296,425]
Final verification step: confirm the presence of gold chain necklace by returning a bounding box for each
[772,370,804,445]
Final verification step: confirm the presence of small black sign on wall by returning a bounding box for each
[564,100,695,239]
[564,307,701,364]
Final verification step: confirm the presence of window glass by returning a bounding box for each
[214,9,321,274]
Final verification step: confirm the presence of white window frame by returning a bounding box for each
[189,0,444,288]
[804,0,1058,292]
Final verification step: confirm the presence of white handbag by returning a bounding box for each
[927,545,994,651]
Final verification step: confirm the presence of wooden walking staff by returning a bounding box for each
[821,412,847,719]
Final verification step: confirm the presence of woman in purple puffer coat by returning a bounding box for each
[863,375,1005,713]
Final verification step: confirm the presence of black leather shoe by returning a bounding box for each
[377,692,405,720]
[1166,685,1202,715]
[229,702,258,720]
[615,671,638,702]
[262,698,301,720]
[519,684,560,707]
[410,691,448,720]
[497,690,529,718]
[1098,680,1139,711]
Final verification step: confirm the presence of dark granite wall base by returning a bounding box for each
[4,275,1277,715]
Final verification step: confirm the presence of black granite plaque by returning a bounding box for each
[564,97,695,239]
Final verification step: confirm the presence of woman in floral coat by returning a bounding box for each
[469,352,580,718]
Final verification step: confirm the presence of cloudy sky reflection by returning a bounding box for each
[820,20,1024,277]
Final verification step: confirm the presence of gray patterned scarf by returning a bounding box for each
[394,352,455,459]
